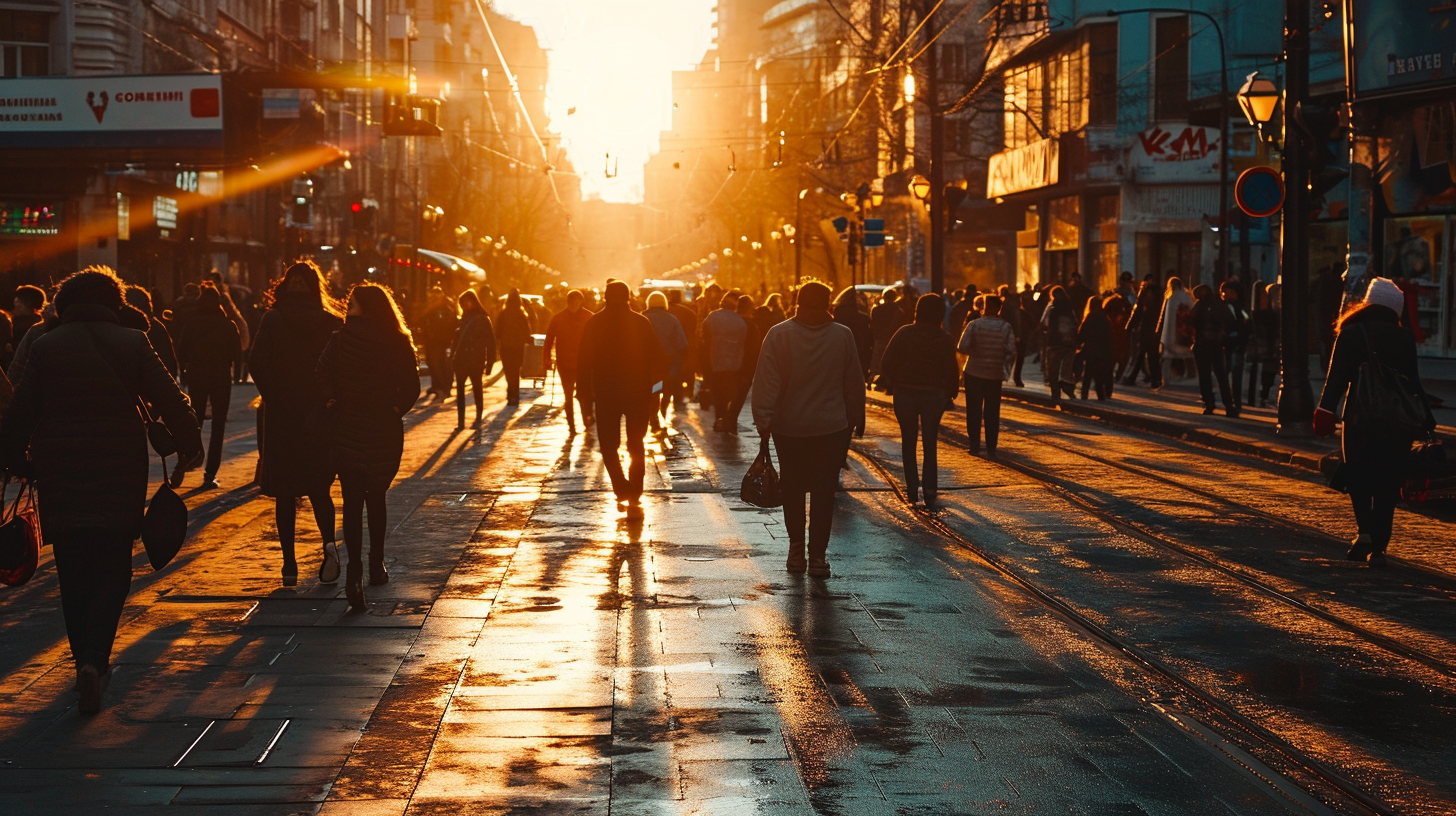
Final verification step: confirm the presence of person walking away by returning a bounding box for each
[1123,280,1163,387]
[757,293,787,333]
[1190,283,1236,416]
[317,284,420,610]
[1102,292,1131,382]
[728,294,763,430]
[1221,280,1251,413]
[1065,273,1095,311]
[997,285,1026,387]
[175,282,242,489]
[544,289,594,433]
[219,286,251,384]
[10,285,46,353]
[1157,277,1194,383]
[420,287,457,398]
[643,292,687,431]
[1313,278,1434,566]
[752,282,865,577]
[701,291,747,433]
[451,290,497,429]
[0,267,202,714]
[249,261,345,585]
[879,294,958,508]
[496,289,534,406]
[1039,287,1079,406]
[1247,282,1281,407]
[124,286,179,378]
[957,295,1017,455]
[833,287,873,385]
[869,288,906,379]
[666,289,699,409]
[946,289,975,339]
[1077,296,1116,400]
[577,281,667,520]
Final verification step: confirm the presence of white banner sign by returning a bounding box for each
[1129,124,1220,183]
[0,74,223,149]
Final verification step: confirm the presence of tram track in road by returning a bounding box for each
[846,444,1399,816]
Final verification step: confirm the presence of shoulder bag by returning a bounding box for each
[1348,325,1430,442]
[0,476,41,587]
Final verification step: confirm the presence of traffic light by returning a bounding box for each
[351,200,378,235]
[289,196,312,228]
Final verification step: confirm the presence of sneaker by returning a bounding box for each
[201,475,220,490]
[319,542,341,584]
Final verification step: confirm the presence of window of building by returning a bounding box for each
[941,43,966,83]
[0,10,50,77]
[1003,39,1088,150]
[1046,195,1080,251]
[1087,22,1118,126]
[1154,15,1189,122]
[1003,62,1044,150]
[1090,194,1121,292]
[998,0,1048,26]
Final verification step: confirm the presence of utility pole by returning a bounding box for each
[925,0,945,295]
[1276,0,1315,434]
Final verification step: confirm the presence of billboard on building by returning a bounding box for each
[1348,1,1456,99]
[0,74,223,149]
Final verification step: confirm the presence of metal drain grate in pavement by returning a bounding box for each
[174,718,290,767]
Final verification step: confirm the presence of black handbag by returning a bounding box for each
[1348,325,1431,442]
[142,459,188,571]
[740,436,783,509]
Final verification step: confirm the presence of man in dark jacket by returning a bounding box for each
[0,266,201,714]
[420,287,458,398]
[578,280,667,520]
[666,289,699,409]
[1190,283,1236,416]
[176,283,243,488]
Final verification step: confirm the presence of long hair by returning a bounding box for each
[1083,293,1105,321]
[347,283,412,342]
[267,260,343,317]
[1164,276,1185,297]
[833,286,858,312]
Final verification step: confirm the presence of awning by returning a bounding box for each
[417,249,486,280]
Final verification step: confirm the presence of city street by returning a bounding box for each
[1,375,1451,816]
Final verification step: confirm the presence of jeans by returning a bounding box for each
[963,375,1003,452]
[892,387,948,503]
[773,428,852,559]
[455,369,483,425]
[1225,349,1246,410]
[1194,344,1234,411]
[596,395,652,500]
[53,534,134,673]
[189,375,231,477]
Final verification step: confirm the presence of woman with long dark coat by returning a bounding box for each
[495,290,534,406]
[1076,296,1116,401]
[879,294,959,509]
[1314,278,1434,567]
[317,284,420,610]
[249,262,345,585]
[451,289,496,429]
[0,267,202,714]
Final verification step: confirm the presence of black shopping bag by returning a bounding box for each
[142,477,188,571]
[740,437,783,509]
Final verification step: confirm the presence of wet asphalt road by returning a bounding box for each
[0,375,1451,815]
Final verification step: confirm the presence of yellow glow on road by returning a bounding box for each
[492,0,716,204]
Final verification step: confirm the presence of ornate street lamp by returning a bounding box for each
[909,174,931,201]
[1237,71,1281,144]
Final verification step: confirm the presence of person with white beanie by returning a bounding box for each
[1314,277,1434,566]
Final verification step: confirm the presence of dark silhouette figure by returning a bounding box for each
[496,289,534,405]
[1190,283,1236,416]
[666,289,699,409]
[0,267,202,714]
[124,285,179,377]
[545,289,593,433]
[175,282,242,488]
[879,294,958,508]
[1077,296,1115,401]
[317,284,421,610]
[249,262,344,585]
[957,295,1017,455]
[420,287,457,398]
[452,289,496,429]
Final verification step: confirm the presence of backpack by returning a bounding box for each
[1347,325,1430,441]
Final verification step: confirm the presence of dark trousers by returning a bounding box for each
[456,369,483,425]
[1350,483,1400,553]
[707,369,738,426]
[502,352,523,404]
[892,387,947,502]
[1126,339,1162,387]
[559,369,586,428]
[53,534,133,673]
[963,375,1003,452]
[1011,338,1027,386]
[275,492,336,564]
[728,368,753,426]
[1194,344,1234,411]
[1079,358,1114,401]
[189,375,231,476]
[1247,360,1278,404]
[339,469,388,576]
[773,428,852,559]
[1225,350,1246,410]
[1043,346,1075,403]
[426,346,451,395]
[596,396,651,500]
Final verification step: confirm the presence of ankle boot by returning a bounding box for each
[369,547,389,586]
[786,541,807,574]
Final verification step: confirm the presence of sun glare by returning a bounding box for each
[491,0,717,204]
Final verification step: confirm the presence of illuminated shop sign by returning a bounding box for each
[0,202,60,237]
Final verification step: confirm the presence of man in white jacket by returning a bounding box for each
[957,295,1017,456]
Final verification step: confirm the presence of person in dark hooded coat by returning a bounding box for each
[249,261,345,584]
[124,285,178,377]
[175,282,242,489]
[317,283,420,610]
[0,266,202,714]
[451,289,497,429]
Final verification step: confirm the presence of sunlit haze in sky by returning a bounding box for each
[492,0,717,203]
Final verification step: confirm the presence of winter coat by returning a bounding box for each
[1040,302,1079,350]
[958,315,1017,381]
[451,310,497,374]
[880,322,959,394]
[644,306,688,378]
[317,319,420,488]
[544,307,592,373]
[1190,296,1233,353]
[496,307,534,361]
[249,303,343,497]
[1224,301,1252,354]
[178,305,243,382]
[421,303,458,351]
[1126,293,1164,343]
[701,308,747,373]
[577,302,667,406]
[1158,289,1194,356]
[0,304,201,540]
[1318,307,1433,489]
[751,316,865,437]
[833,300,873,379]
[1077,310,1115,365]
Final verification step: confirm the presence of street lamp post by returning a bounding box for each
[1276,0,1315,434]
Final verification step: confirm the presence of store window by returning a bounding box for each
[1384,216,1445,353]
[1090,194,1120,292]
[1154,15,1189,122]
[0,11,51,77]
[1046,196,1080,251]
[1087,22,1118,126]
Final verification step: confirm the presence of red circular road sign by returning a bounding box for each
[1235,166,1285,218]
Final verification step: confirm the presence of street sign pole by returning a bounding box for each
[1276,0,1315,435]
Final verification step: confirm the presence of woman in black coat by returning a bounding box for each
[317,284,420,609]
[175,283,242,489]
[451,289,497,429]
[1314,278,1434,566]
[1077,296,1116,401]
[878,294,959,509]
[0,267,202,714]
[832,287,873,384]
[249,262,345,585]
[495,289,534,406]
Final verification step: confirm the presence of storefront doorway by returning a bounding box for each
[1137,232,1202,288]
